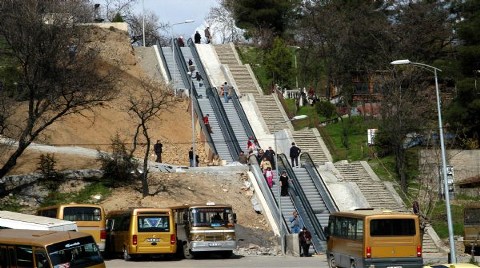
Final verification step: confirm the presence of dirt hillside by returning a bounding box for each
[3,26,277,252]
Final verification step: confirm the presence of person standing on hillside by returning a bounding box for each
[289,142,301,167]
[194,31,201,44]
[204,26,211,44]
[188,147,194,167]
[153,140,163,163]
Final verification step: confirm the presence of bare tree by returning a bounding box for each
[102,0,138,22]
[206,2,244,44]
[0,0,120,179]
[376,69,437,193]
[125,11,168,46]
[126,76,173,197]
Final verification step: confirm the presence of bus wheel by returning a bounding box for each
[183,244,195,259]
[123,247,132,261]
[328,255,337,268]
[350,260,357,268]
[464,245,472,254]
[220,250,233,258]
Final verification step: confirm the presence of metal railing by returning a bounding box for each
[277,153,326,252]
[172,38,218,156]
[156,41,172,81]
[207,87,241,158]
[230,89,257,144]
[187,38,241,160]
[300,153,339,213]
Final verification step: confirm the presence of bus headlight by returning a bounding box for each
[194,235,203,241]
[225,234,235,241]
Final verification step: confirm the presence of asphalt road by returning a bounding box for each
[105,254,328,268]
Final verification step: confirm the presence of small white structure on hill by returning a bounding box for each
[0,210,78,231]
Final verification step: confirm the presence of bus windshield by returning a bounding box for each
[190,207,234,227]
[370,219,416,236]
[63,207,102,222]
[137,214,170,232]
[47,236,103,268]
[465,208,480,225]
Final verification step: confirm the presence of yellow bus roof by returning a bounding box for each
[330,209,417,218]
[38,203,105,210]
[0,229,92,246]
[170,203,233,210]
[106,208,172,216]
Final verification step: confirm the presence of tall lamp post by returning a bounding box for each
[171,20,195,88]
[188,72,196,167]
[142,0,145,47]
[391,59,456,263]
[274,114,308,254]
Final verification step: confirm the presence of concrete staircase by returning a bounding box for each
[293,129,330,165]
[334,161,443,253]
[334,161,403,210]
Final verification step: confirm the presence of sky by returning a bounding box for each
[136,0,219,39]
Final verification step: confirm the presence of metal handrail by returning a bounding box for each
[173,38,191,94]
[173,38,218,156]
[277,153,326,252]
[187,38,241,159]
[300,152,339,213]
[207,87,241,158]
[156,41,172,81]
[230,89,258,144]
[250,163,289,237]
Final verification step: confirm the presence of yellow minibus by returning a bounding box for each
[171,202,237,259]
[325,209,423,268]
[0,229,105,268]
[37,204,107,252]
[104,208,177,260]
[463,204,480,254]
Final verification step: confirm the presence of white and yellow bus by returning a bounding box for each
[325,209,423,268]
[37,204,106,252]
[0,229,105,268]
[104,208,177,260]
[463,204,480,254]
[171,202,237,259]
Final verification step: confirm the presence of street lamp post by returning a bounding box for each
[391,59,456,263]
[274,114,307,254]
[188,72,196,167]
[142,0,145,47]
[171,20,194,89]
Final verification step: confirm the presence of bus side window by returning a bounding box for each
[0,246,9,268]
[34,249,48,268]
[16,246,34,267]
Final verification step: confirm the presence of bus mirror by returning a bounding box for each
[233,213,237,223]
[324,226,330,239]
[183,214,188,222]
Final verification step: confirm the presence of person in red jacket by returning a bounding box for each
[299,226,312,257]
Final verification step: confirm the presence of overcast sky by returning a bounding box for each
[137,0,219,39]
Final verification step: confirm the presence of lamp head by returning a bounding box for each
[390,59,411,65]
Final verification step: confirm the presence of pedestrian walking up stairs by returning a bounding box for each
[293,129,331,165]
[333,161,443,253]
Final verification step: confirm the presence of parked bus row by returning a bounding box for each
[36,202,237,261]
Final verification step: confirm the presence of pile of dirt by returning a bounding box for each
[4,25,278,252]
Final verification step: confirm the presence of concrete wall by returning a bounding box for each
[419,149,480,195]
